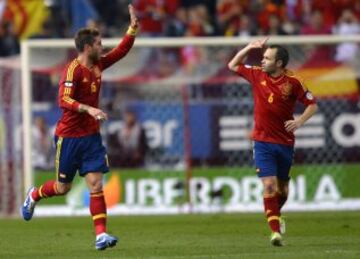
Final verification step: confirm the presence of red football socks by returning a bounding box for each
[264,196,280,233]
[90,191,107,235]
[31,180,59,202]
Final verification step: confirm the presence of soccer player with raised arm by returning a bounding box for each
[228,38,318,246]
[22,5,139,251]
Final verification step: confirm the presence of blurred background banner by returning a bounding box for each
[32,99,360,163]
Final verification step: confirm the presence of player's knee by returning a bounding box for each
[261,177,277,196]
[278,188,288,197]
[88,180,103,193]
[264,183,277,196]
[56,183,71,195]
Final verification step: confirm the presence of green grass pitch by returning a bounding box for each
[1,211,360,258]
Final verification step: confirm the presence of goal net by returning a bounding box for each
[0,57,22,216]
[1,35,360,216]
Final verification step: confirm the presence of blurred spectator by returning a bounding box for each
[254,0,284,35]
[308,0,338,29]
[0,21,19,57]
[186,5,213,36]
[195,5,215,36]
[164,7,188,37]
[236,14,257,37]
[266,14,287,35]
[281,16,299,35]
[109,109,148,168]
[0,0,358,42]
[301,10,331,35]
[32,116,53,170]
[86,18,110,37]
[90,0,129,35]
[333,9,360,63]
[182,0,216,15]
[216,0,245,36]
[134,0,179,36]
[301,9,334,67]
[285,0,303,23]
[46,0,69,38]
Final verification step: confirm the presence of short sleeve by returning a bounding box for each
[292,77,317,106]
[235,64,263,85]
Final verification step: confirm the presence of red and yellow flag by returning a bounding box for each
[4,0,49,39]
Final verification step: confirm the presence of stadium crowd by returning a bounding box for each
[0,0,359,57]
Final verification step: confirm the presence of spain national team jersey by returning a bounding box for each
[236,64,317,146]
[55,34,135,137]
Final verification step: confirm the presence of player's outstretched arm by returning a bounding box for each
[100,4,139,70]
[228,38,268,72]
[128,4,139,33]
[284,103,318,132]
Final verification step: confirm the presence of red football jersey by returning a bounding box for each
[236,64,316,146]
[55,34,135,137]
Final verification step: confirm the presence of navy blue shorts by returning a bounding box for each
[54,133,109,183]
[253,141,294,181]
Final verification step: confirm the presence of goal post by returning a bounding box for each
[14,34,360,216]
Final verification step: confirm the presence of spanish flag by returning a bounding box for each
[4,0,49,39]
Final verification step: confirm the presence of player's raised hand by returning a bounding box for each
[128,4,138,29]
[248,38,269,49]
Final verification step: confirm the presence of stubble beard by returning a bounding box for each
[89,51,100,64]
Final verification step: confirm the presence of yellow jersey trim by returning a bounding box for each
[55,137,63,180]
[66,60,79,82]
[286,70,308,91]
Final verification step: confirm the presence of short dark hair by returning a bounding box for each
[267,45,289,68]
[74,28,100,52]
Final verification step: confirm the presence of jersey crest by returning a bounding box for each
[279,82,292,100]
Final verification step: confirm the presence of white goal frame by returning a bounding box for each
[21,34,360,196]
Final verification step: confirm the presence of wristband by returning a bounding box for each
[127,26,138,36]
